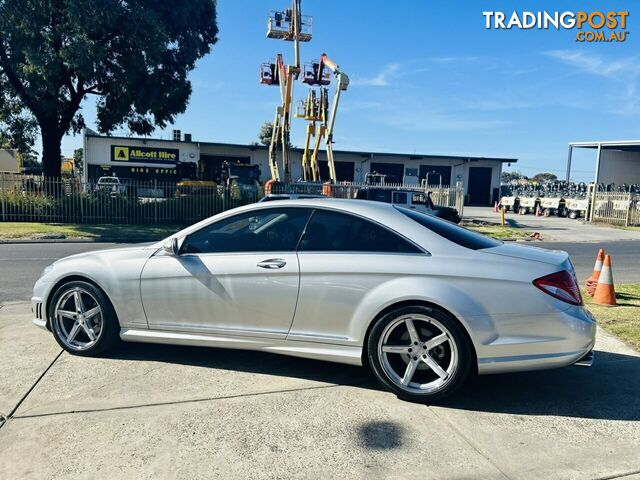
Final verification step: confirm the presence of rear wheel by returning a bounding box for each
[367,306,473,403]
[49,281,119,356]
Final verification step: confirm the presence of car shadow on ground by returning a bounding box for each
[106,343,639,421]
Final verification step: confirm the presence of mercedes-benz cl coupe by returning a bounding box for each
[31,199,596,402]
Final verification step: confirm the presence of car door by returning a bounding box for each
[140,207,313,338]
[290,208,425,343]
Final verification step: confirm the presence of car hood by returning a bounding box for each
[484,243,571,269]
[55,243,157,264]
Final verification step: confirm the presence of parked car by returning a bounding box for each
[259,193,326,202]
[32,199,594,403]
[355,187,462,223]
[96,176,128,196]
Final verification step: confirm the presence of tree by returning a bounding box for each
[501,171,526,183]
[0,0,218,177]
[73,148,83,176]
[258,122,275,146]
[0,91,37,154]
[532,172,558,183]
[257,121,293,148]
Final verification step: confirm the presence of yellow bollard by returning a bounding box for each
[501,207,506,226]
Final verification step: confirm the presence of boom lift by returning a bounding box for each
[260,0,311,183]
[296,54,349,182]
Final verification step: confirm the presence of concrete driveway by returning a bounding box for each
[1,302,639,479]
[464,206,640,243]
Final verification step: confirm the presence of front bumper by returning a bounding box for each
[31,296,48,329]
[31,276,52,330]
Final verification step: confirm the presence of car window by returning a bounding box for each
[396,206,501,250]
[180,208,312,254]
[298,209,422,254]
[411,193,426,205]
[392,192,408,204]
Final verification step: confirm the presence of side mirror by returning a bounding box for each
[163,238,180,256]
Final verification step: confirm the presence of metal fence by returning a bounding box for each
[271,181,465,214]
[0,173,464,225]
[0,174,262,225]
[591,191,640,226]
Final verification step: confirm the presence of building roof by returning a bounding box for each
[85,131,518,163]
[569,140,640,152]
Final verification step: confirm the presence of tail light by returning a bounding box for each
[533,270,583,306]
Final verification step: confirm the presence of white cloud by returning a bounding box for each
[544,50,640,78]
[545,50,640,116]
[350,63,400,87]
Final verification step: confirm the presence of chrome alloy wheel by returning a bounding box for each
[377,314,458,394]
[53,287,104,351]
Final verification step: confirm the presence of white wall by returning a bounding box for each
[0,149,18,173]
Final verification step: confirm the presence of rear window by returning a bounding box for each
[396,206,501,250]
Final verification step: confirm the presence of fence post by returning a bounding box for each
[154,179,158,225]
[1,173,5,221]
[625,193,632,227]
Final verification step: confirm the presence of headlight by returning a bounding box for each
[41,264,54,278]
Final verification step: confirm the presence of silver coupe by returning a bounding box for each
[32,199,595,402]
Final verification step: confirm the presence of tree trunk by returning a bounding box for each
[40,124,62,178]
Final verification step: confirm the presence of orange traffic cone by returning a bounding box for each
[494,201,499,213]
[585,248,605,297]
[535,205,542,216]
[593,255,617,306]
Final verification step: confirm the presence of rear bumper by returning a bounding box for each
[477,306,596,375]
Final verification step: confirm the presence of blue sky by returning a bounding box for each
[60,0,640,181]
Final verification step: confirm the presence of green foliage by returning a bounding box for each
[73,148,84,175]
[258,121,293,148]
[0,92,37,153]
[501,171,527,183]
[532,172,558,183]
[0,190,258,225]
[0,0,218,176]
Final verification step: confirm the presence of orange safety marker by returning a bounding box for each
[593,255,617,306]
[585,248,605,297]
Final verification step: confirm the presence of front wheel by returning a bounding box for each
[367,306,473,403]
[49,280,119,356]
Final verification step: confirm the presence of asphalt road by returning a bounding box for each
[1,240,639,304]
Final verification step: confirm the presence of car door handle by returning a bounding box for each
[257,259,287,269]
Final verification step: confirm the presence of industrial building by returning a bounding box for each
[566,140,640,185]
[83,130,517,206]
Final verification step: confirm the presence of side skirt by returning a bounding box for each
[120,328,363,367]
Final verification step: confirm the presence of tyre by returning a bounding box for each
[544,208,551,217]
[48,280,120,356]
[367,305,473,403]
[569,210,578,219]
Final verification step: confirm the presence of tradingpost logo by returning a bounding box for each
[483,10,630,43]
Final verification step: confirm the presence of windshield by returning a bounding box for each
[396,206,501,250]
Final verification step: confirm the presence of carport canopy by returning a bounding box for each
[566,140,640,186]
